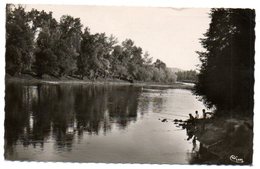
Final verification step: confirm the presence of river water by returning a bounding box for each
[5,83,207,164]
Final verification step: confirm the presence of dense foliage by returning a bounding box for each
[6,5,34,75]
[194,9,255,116]
[6,5,176,84]
[176,70,197,83]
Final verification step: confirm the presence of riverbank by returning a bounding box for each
[5,74,193,89]
[179,116,253,165]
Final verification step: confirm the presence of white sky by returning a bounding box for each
[24,4,210,70]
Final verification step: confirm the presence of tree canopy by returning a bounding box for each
[6,4,34,75]
[194,8,255,117]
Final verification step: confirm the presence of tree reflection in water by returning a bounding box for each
[5,83,141,157]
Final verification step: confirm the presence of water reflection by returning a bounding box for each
[5,83,208,163]
[5,83,141,157]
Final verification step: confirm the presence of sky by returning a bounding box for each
[24,4,210,70]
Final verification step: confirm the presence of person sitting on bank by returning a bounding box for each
[195,111,199,119]
[202,109,206,119]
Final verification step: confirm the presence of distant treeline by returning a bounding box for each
[176,70,197,83]
[6,5,176,83]
[194,9,255,117]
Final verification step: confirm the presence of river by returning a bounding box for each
[5,83,208,164]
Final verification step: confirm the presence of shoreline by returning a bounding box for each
[5,75,194,89]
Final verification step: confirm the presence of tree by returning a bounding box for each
[127,47,143,80]
[194,9,255,116]
[30,9,59,77]
[78,29,116,80]
[110,45,125,77]
[119,39,144,80]
[152,67,165,82]
[33,14,83,77]
[92,33,116,78]
[136,52,153,81]
[165,68,177,83]
[57,15,82,77]
[6,5,34,75]
[34,26,59,77]
[153,59,166,70]
[176,70,197,83]
[143,51,153,65]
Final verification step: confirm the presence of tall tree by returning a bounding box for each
[153,59,166,70]
[6,5,34,75]
[34,26,59,77]
[121,39,143,80]
[194,9,255,116]
[28,9,59,77]
[77,28,92,79]
[33,14,83,77]
[29,9,59,77]
[110,45,128,78]
[57,15,82,77]
[78,29,116,80]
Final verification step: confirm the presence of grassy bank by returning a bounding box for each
[5,74,193,89]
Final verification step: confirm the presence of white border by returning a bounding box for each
[0,1,259,169]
